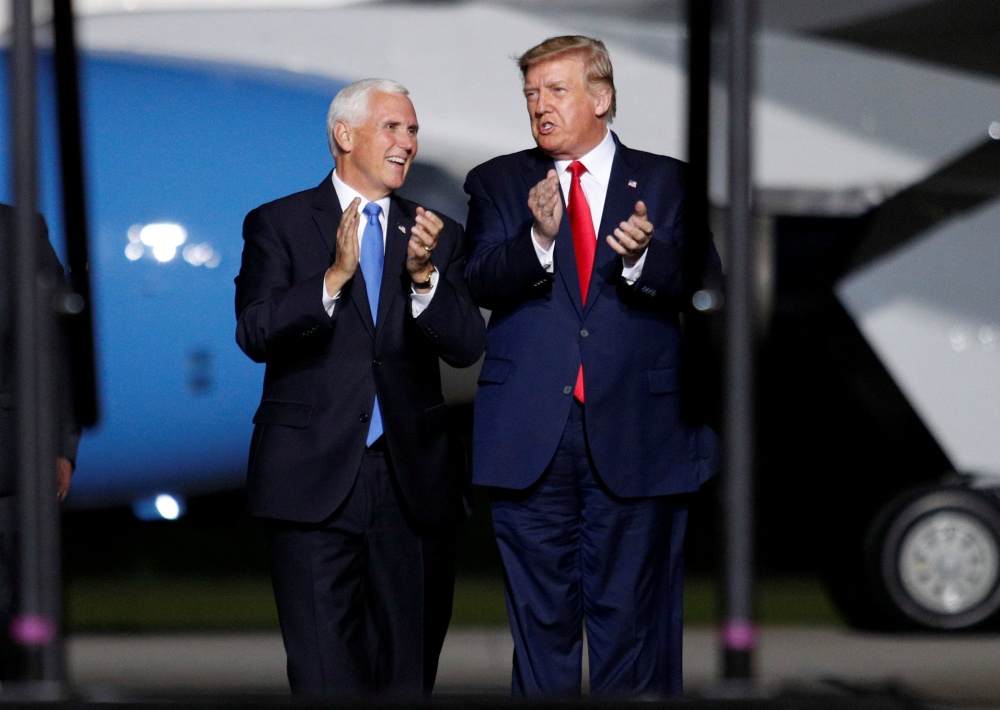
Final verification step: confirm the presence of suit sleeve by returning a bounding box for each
[37,215,82,464]
[413,220,486,368]
[463,167,552,312]
[234,206,333,363]
[628,187,723,311]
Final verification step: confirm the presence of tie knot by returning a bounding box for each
[362,202,382,224]
[568,161,587,181]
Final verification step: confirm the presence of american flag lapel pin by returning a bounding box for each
[628,180,637,188]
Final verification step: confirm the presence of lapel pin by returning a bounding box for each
[628,180,637,188]
[397,224,406,234]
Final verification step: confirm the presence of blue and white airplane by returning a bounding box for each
[2,0,999,629]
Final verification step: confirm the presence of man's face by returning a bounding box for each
[523,55,610,160]
[336,91,418,200]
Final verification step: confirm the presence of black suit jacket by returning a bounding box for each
[0,204,81,496]
[235,172,485,526]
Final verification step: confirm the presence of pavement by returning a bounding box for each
[63,627,1000,706]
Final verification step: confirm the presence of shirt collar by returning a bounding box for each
[331,169,390,216]
[553,129,616,186]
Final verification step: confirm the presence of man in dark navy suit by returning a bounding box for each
[464,36,723,696]
[0,204,79,679]
[235,79,485,697]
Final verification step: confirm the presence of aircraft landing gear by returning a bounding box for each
[865,485,1000,631]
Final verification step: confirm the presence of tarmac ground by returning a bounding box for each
[61,626,1000,707]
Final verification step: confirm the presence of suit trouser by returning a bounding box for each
[0,496,22,681]
[265,448,455,697]
[490,401,689,697]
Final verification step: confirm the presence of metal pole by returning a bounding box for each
[53,0,100,428]
[685,0,711,213]
[681,0,724,429]
[721,0,757,686]
[9,0,65,697]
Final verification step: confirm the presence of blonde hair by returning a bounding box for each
[516,35,616,123]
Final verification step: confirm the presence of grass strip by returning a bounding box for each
[65,575,843,633]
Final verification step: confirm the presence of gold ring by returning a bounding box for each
[423,245,434,253]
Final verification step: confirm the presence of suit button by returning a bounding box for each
[373,359,381,367]
[359,413,370,423]
[580,329,589,337]
[563,386,572,395]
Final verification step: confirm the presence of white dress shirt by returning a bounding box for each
[532,129,646,283]
[324,170,437,317]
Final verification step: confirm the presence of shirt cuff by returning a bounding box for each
[531,227,555,273]
[621,248,648,285]
[323,281,340,317]
[410,267,439,317]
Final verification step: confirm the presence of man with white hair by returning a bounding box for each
[235,78,485,696]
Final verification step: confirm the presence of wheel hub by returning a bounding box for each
[898,511,1000,615]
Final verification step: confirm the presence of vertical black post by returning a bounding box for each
[681,0,724,429]
[10,0,43,687]
[721,0,757,686]
[685,0,711,230]
[9,0,66,697]
[53,0,99,428]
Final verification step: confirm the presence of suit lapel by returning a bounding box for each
[310,171,341,254]
[310,172,376,337]
[522,151,587,317]
[590,144,639,311]
[375,195,411,345]
[521,146,641,316]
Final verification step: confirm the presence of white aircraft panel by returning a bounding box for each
[837,198,1000,477]
[51,1,1000,205]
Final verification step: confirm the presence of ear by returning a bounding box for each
[333,120,353,154]
[593,86,612,119]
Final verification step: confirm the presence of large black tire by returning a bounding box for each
[865,485,1000,631]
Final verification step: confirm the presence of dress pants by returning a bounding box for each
[0,496,22,680]
[266,447,455,697]
[490,401,689,697]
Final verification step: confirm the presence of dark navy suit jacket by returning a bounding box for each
[0,205,80,497]
[235,172,485,526]
[464,135,722,497]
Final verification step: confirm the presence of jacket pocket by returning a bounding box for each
[252,400,313,428]
[422,402,449,435]
[477,357,512,385]
[647,368,680,395]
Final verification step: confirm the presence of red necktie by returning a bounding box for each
[567,160,596,402]
[567,161,596,303]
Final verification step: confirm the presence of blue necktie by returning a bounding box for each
[360,202,384,445]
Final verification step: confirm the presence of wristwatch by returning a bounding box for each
[412,270,435,289]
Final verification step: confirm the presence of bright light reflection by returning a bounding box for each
[124,242,144,261]
[139,223,187,263]
[155,494,182,520]
[183,242,222,268]
[131,493,187,521]
[125,223,219,266]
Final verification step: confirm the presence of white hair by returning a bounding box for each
[326,78,410,158]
